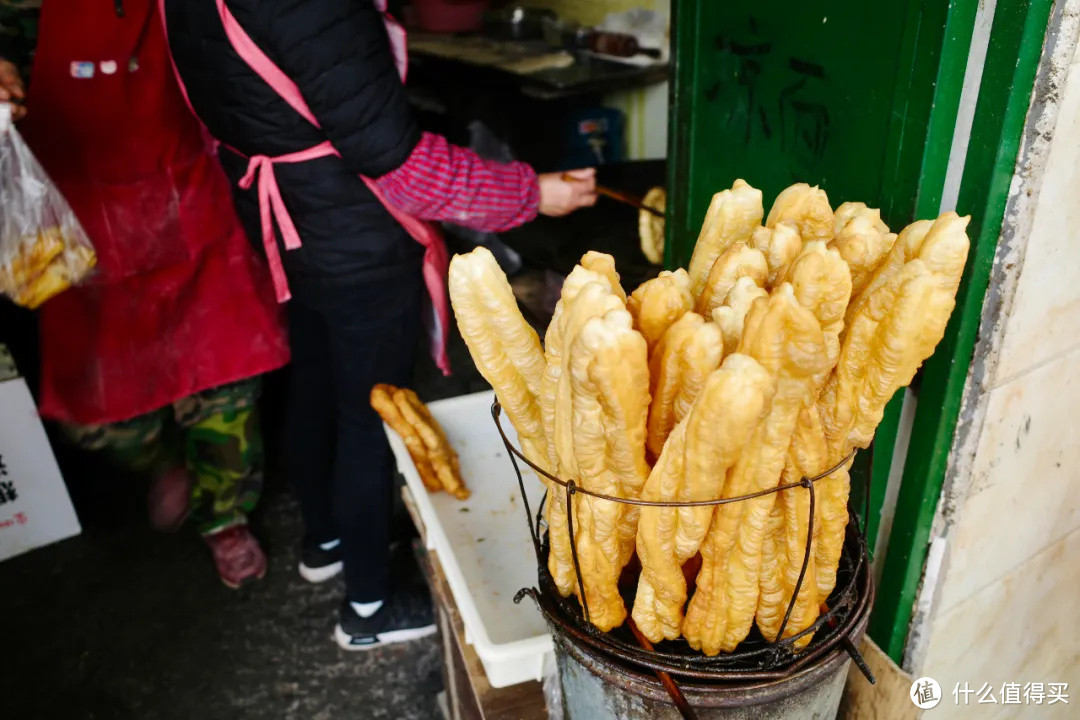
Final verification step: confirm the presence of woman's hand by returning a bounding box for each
[538,168,598,217]
[0,59,26,120]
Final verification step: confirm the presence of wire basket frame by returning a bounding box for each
[490,401,875,685]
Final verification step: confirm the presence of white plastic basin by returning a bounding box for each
[385,390,554,688]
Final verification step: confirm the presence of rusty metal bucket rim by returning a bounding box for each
[530,522,873,680]
[551,582,872,709]
[539,526,875,709]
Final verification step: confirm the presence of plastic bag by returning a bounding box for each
[0,104,96,309]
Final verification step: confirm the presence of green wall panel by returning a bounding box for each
[668,0,940,273]
[870,0,1056,662]
[665,0,1018,665]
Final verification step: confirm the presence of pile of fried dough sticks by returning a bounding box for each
[448,180,968,656]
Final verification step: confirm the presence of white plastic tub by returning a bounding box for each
[384,390,554,689]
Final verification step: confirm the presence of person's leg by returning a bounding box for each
[325,276,422,604]
[62,410,190,530]
[174,379,267,588]
[62,411,174,476]
[310,273,432,649]
[283,297,343,582]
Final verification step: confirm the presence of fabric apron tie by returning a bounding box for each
[233,141,336,302]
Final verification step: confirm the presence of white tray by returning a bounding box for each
[385,390,553,688]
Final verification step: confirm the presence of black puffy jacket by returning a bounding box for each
[162,0,424,282]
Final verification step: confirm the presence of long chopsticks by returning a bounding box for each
[597,184,665,217]
[562,173,665,217]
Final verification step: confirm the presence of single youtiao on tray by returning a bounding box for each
[370,384,469,500]
[394,387,470,500]
[371,384,440,493]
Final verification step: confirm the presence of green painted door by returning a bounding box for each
[870,0,1057,661]
[665,0,991,663]
[666,1,965,268]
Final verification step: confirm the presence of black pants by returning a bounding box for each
[284,272,422,602]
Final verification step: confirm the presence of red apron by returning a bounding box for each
[23,0,290,426]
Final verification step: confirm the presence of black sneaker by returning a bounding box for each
[298,538,344,584]
[333,592,437,651]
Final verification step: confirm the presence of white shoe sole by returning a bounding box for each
[298,560,343,584]
[333,622,437,652]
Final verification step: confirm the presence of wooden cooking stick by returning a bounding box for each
[626,617,699,720]
[561,173,665,217]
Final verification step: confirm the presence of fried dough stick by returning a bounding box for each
[626,269,693,355]
[766,183,834,244]
[815,214,969,602]
[543,275,624,595]
[395,388,469,500]
[711,277,768,356]
[683,286,829,655]
[756,242,851,646]
[568,309,650,630]
[371,384,440,492]
[687,179,764,299]
[449,247,547,464]
[633,354,774,642]
[695,244,769,316]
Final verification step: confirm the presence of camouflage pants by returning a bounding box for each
[63,379,264,535]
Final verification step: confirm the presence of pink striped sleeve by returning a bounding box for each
[374,132,540,233]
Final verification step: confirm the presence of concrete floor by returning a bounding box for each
[0,321,497,719]
[0,478,445,720]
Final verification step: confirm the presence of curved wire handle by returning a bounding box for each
[491,399,858,641]
[490,401,856,508]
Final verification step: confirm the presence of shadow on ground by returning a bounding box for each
[0,475,444,719]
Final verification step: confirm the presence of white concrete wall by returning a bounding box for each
[523,0,670,160]
[603,80,669,161]
[911,4,1080,717]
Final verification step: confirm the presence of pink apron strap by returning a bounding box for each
[213,0,320,127]
[237,142,340,302]
[373,0,410,82]
[363,178,451,374]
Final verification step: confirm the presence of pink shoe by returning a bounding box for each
[147,468,192,532]
[203,525,267,589]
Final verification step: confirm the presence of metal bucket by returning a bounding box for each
[491,402,877,719]
[552,597,870,720]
